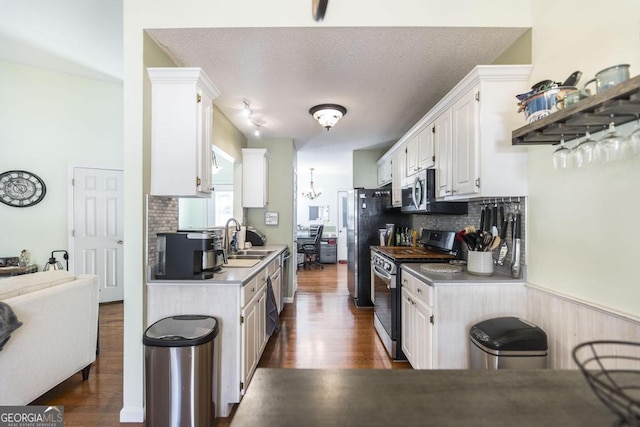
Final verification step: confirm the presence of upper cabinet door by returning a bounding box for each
[148,67,220,198]
[433,109,452,198]
[242,148,270,208]
[196,87,214,195]
[417,126,435,170]
[451,88,479,197]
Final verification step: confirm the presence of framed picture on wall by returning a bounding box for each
[265,211,279,225]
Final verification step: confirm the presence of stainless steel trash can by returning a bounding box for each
[470,317,547,370]
[144,315,219,427]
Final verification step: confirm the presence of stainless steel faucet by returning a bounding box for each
[224,218,241,254]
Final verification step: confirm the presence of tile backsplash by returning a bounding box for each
[410,198,526,276]
[147,195,178,271]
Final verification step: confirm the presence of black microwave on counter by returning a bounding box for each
[401,169,468,215]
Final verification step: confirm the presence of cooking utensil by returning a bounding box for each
[515,88,537,101]
[491,202,499,237]
[478,231,493,251]
[489,235,501,252]
[583,64,630,94]
[483,204,491,232]
[463,232,478,251]
[531,79,554,92]
[479,205,486,232]
[561,70,583,87]
[510,211,521,278]
[497,209,510,266]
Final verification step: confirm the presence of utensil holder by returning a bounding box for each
[467,251,494,276]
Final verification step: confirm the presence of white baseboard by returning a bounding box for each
[120,406,145,423]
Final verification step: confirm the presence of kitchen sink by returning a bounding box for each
[223,258,261,268]
[221,249,274,268]
[227,254,265,260]
[235,250,274,256]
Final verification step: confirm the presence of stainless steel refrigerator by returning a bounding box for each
[346,188,407,307]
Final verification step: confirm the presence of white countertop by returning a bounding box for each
[401,263,525,286]
[147,244,287,286]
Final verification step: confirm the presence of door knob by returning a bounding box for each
[117,240,124,245]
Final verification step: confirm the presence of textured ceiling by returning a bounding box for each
[147,26,528,153]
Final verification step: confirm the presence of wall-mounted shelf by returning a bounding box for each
[512,74,640,145]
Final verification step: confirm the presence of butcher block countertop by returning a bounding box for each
[371,245,455,260]
[231,369,615,427]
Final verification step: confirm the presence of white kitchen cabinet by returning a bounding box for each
[405,126,435,177]
[145,247,287,417]
[241,272,268,391]
[401,287,415,362]
[242,148,269,208]
[433,110,452,198]
[241,288,258,386]
[376,156,392,187]
[401,272,433,369]
[148,67,221,197]
[391,146,405,207]
[400,268,525,369]
[433,66,532,200]
[451,88,479,197]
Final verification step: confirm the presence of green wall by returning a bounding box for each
[353,149,385,188]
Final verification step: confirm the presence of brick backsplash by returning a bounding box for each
[410,198,526,276]
[147,195,178,270]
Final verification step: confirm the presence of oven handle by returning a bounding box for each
[373,265,396,289]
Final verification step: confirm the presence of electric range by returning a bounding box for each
[370,230,459,360]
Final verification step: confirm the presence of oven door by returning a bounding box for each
[372,261,396,358]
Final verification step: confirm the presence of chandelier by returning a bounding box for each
[301,168,322,200]
[309,104,347,131]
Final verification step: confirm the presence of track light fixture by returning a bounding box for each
[240,99,263,138]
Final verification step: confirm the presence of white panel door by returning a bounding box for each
[72,167,124,302]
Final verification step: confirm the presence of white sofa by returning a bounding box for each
[0,270,99,405]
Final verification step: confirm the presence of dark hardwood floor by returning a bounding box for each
[30,263,408,425]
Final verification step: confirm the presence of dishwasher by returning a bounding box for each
[280,247,290,310]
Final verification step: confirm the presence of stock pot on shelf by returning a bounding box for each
[518,85,577,123]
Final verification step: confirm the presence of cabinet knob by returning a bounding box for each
[196,177,201,186]
[417,288,422,294]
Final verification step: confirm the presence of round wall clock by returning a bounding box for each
[312,0,328,21]
[0,170,47,207]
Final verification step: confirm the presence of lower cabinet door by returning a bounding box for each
[414,299,433,369]
[401,287,415,366]
[257,289,267,354]
[241,299,258,392]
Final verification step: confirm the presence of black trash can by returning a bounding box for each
[144,315,219,427]
[470,317,547,370]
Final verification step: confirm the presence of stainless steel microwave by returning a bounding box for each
[401,169,468,215]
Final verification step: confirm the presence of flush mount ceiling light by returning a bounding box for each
[309,104,347,131]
